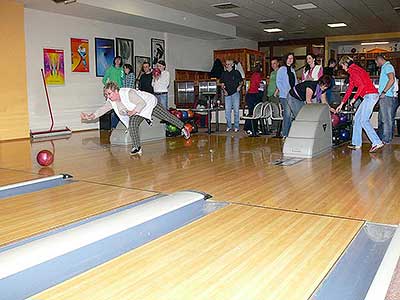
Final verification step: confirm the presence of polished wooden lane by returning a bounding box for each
[0,181,156,246]
[31,204,362,300]
[0,169,42,186]
[2,131,400,224]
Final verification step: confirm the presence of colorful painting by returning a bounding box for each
[71,38,89,72]
[43,48,65,85]
[95,38,115,77]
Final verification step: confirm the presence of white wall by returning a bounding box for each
[24,8,257,131]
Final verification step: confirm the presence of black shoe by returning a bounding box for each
[130,147,142,156]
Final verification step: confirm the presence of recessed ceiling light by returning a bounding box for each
[292,3,317,10]
[327,23,347,28]
[361,41,389,45]
[212,2,240,9]
[264,28,283,33]
[216,12,239,18]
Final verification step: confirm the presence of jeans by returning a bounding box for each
[352,93,382,147]
[155,93,168,109]
[111,111,120,129]
[378,95,396,143]
[287,94,305,124]
[279,97,291,137]
[225,92,240,129]
[244,92,261,132]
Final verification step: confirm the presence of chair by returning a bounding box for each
[266,102,283,137]
[240,102,264,137]
[259,102,272,135]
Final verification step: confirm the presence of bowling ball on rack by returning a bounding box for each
[184,123,193,133]
[181,111,188,119]
[339,129,350,141]
[339,114,348,124]
[331,113,340,127]
[36,150,54,166]
[166,124,175,132]
[175,111,183,119]
[187,110,194,118]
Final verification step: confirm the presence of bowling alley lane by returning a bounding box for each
[0,181,156,246]
[0,169,41,186]
[30,204,362,300]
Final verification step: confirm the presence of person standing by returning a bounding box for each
[81,82,190,156]
[137,61,154,94]
[122,64,135,89]
[287,75,335,124]
[276,53,297,138]
[267,58,280,103]
[244,64,263,135]
[323,58,337,104]
[336,56,384,152]
[302,53,323,82]
[102,56,124,128]
[152,60,170,108]
[220,59,243,132]
[376,55,397,144]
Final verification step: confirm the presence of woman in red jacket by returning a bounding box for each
[336,56,384,152]
[244,63,263,136]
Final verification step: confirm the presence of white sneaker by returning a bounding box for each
[226,128,231,132]
[234,128,239,132]
[181,127,191,140]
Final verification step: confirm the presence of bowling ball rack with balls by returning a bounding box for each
[165,109,198,138]
[331,113,352,147]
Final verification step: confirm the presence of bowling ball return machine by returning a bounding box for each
[283,104,332,158]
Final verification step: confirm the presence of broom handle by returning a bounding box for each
[41,68,55,131]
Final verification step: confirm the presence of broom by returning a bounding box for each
[30,69,72,139]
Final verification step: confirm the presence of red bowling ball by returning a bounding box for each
[36,150,54,166]
[331,114,340,127]
[152,68,161,77]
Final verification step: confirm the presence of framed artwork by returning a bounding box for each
[95,38,115,77]
[43,48,65,85]
[71,38,89,72]
[116,38,134,66]
[135,56,150,79]
[151,38,165,67]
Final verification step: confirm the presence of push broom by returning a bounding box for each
[30,69,72,140]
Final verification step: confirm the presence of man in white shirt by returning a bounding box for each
[152,60,170,108]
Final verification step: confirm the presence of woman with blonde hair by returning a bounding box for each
[336,56,384,152]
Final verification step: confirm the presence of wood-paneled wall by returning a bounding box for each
[0,1,29,141]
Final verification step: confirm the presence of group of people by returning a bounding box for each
[83,51,398,156]
[82,56,190,156]
[266,52,397,152]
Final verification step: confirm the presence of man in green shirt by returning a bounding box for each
[267,58,280,133]
[267,58,280,103]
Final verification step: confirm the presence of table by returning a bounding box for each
[192,106,224,134]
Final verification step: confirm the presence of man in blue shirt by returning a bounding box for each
[376,55,397,144]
